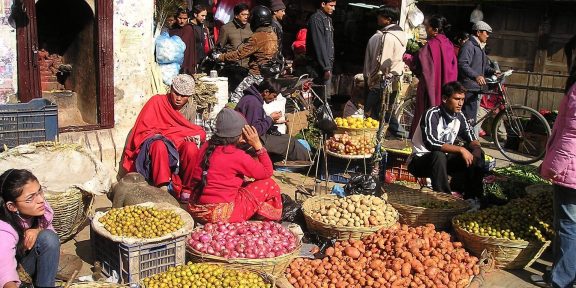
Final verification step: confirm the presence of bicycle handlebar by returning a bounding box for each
[486,70,514,84]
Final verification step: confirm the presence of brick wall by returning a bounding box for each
[38,49,65,91]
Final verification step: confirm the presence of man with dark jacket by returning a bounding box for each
[216,3,253,69]
[169,8,198,74]
[236,79,310,161]
[214,6,279,103]
[269,0,286,59]
[306,0,336,85]
[458,20,498,134]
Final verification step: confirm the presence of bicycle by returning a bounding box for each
[393,87,416,138]
[470,70,551,164]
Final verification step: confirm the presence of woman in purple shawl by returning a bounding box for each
[409,15,458,137]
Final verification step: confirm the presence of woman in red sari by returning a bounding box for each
[409,15,458,137]
[188,108,282,223]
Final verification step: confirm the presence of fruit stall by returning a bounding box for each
[78,179,552,288]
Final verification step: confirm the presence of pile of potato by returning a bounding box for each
[310,195,397,228]
[286,224,480,288]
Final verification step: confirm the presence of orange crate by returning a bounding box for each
[385,150,417,183]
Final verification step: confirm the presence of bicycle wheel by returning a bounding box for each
[492,105,551,164]
[395,97,416,137]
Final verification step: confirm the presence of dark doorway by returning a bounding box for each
[36,0,97,126]
[16,0,114,131]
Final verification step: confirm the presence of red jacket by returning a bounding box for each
[190,144,273,204]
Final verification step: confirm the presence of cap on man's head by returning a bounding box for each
[472,21,492,33]
[270,0,286,11]
[171,74,195,96]
[215,108,248,138]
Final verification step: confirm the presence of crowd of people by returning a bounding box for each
[2,0,576,287]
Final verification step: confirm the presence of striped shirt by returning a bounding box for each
[411,106,476,157]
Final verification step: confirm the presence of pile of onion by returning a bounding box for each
[286,224,480,288]
[188,221,298,259]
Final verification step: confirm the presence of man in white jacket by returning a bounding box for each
[363,6,407,138]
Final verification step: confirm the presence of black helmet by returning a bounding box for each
[250,5,272,31]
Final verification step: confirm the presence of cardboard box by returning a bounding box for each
[285,110,309,136]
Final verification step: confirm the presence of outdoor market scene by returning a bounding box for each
[0,0,575,287]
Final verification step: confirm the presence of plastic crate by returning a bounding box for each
[90,226,186,284]
[384,150,417,182]
[0,99,58,148]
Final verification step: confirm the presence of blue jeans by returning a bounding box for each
[20,229,60,287]
[551,184,576,288]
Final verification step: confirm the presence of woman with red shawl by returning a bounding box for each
[409,15,458,137]
[122,74,206,202]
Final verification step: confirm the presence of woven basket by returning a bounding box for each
[45,188,94,242]
[452,219,551,269]
[302,195,398,240]
[185,229,301,277]
[67,282,128,288]
[140,262,275,287]
[385,184,470,230]
[336,126,379,138]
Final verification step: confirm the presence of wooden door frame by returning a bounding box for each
[17,0,114,132]
[16,0,40,103]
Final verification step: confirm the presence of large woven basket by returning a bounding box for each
[302,195,398,240]
[385,184,470,230]
[45,188,94,242]
[452,219,551,269]
[140,262,275,287]
[185,228,301,277]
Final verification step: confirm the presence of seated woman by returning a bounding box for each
[0,169,60,288]
[188,108,283,223]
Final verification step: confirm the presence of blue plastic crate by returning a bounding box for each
[91,226,186,284]
[0,99,58,148]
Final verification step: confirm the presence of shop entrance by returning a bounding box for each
[16,0,114,131]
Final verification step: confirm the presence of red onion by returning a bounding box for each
[188,221,298,259]
[199,234,211,243]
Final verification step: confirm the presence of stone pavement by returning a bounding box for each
[61,139,549,287]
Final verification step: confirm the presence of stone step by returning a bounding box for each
[40,75,57,82]
[41,81,63,91]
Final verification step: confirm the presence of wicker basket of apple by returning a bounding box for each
[326,133,375,159]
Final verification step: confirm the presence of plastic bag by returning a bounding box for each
[407,5,424,28]
[155,31,186,65]
[160,63,181,86]
[344,174,382,196]
[280,193,305,226]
